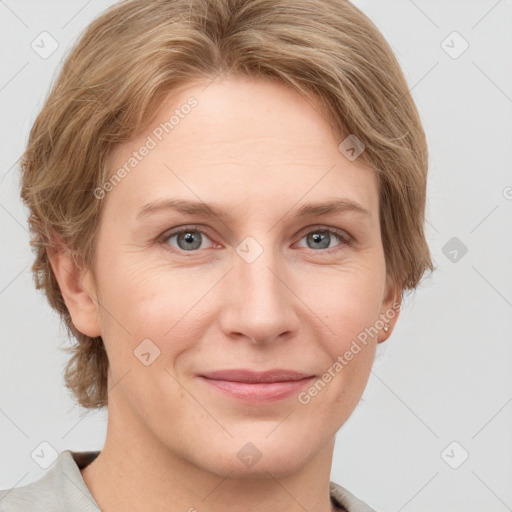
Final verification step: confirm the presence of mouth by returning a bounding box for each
[197,369,315,402]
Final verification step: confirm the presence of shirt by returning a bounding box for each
[0,450,376,512]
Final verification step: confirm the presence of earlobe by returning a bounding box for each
[47,243,101,338]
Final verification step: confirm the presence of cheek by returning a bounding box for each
[294,259,384,409]
[297,260,384,342]
[95,245,190,324]
[95,232,385,361]
[94,253,217,370]
[300,273,380,420]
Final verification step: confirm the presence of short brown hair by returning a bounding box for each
[20,0,433,409]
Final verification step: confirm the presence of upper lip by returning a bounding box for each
[199,369,314,383]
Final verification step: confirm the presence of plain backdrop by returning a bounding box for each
[1,1,511,511]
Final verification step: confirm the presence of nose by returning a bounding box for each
[218,242,299,345]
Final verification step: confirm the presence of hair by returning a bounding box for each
[20,0,434,409]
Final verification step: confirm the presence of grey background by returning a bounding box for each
[1,1,511,511]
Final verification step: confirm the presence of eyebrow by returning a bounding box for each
[135,198,370,221]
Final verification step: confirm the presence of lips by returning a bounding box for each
[200,368,313,383]
[198,369,315,402]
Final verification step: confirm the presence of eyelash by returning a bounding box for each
[158,224,353,255]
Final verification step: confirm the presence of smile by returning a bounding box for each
[197,369,315,402]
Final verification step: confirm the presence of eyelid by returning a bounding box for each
[158,223,353,254]
[294,224,353,244]
[159,224,215,246]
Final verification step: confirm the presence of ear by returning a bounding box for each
[47,238,102,338]
[377,274,402,344]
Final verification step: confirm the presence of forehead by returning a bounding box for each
[105,76,378,220]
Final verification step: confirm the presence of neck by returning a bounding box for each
[81,396,338,512]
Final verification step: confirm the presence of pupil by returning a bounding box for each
[309,231,329,249]
[178,231,201,250]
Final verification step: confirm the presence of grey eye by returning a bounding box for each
[306,231,332,250]
[176,231,203,250]
[164,228,213,251]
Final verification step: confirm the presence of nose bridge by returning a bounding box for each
[235,236,288,310]
[221,234,297,343]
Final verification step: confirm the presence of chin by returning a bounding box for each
[206,452,309,480]
[187,431,319,480]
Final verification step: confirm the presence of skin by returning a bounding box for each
[49,75,401,512]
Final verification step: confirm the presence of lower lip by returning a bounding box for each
[199,377,314,402]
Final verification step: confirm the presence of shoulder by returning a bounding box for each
[0,450,101,512]
[329,480,377,512]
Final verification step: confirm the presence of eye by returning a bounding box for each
[295,226,352,252]
[160,226,215,252]
[159,224,352,255]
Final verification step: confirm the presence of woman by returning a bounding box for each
[0,0,433,510]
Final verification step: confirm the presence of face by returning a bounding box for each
[70,76,400,478]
